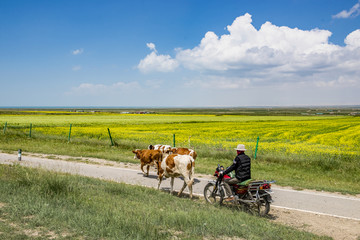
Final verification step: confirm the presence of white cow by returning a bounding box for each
[157,154,195,198]
[148,144,172,154]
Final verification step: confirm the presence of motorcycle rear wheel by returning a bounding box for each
[257,197,270,216]
[204,183,222,204]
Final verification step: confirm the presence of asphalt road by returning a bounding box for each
[1,152,359,221]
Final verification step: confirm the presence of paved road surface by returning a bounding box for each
[1,152,359,221]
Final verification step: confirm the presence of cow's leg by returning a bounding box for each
[157,174,163,190]
[180,176,194,199]
[156,163,161,179]
[146,165,150,177]
[187,179,193,199]
[170,177,175,194]
[155,161,160,176]
[140,162,146,176]
[178,181,187,197]
[188,176,195,199]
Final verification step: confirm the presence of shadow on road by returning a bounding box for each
[136,172,201,184]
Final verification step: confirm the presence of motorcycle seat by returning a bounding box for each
[238,179,253,186]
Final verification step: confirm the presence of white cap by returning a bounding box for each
[235,144,246,151]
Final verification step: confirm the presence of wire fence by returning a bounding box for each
[2,120,359,162]
[1,121,260,157]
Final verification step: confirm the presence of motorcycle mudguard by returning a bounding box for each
[264,194,273,203]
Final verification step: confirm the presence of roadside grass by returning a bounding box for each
[1,132,360,195]
[0,131,140,163]
[0,164,331,240]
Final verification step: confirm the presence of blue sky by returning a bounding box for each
[1,0,359,107]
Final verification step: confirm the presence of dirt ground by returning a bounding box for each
[15,153,360,240]
[270,207,360,240]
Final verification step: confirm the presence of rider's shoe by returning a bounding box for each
[225,196,235,202]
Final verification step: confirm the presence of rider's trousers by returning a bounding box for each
[223,177,241,197]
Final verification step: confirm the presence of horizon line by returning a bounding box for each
[0,105,360,109]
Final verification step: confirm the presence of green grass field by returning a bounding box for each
[0,164,330,240]
[0,109,359,194]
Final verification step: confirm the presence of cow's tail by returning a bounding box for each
[155,152,164,180]
[156,151,163,168]
[159,151,163,162]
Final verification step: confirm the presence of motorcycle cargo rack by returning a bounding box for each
[248,180,267,190]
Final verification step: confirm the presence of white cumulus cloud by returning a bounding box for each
[345,29,360,48]
[138,43,179,73]
[146,43,157,52]
[138,13,360,89]
[333,1,360,19]
[176,13,340,73]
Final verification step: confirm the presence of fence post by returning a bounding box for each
[254,136,260,159]
[3,122,7,134]
[18,149,22,161]
[68,124,72,142]
[108,128,114,146]
[173,134,176,147]
[29,123,32,138]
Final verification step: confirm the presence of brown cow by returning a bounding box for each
[132,149,162,177]
[157,154,195,198]
[171,147,197,160]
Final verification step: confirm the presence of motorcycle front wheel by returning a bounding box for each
[204,183,223,204]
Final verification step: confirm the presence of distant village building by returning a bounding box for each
[349,112,360,116]
[134,111,155,114]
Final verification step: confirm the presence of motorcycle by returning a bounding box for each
[203,164,275,216]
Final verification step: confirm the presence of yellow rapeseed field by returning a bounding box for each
[2,113,359,161]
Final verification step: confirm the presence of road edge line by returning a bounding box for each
[272,205,360,221]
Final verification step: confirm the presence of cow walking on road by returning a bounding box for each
[157,153,195,198]
[132,149,162,177]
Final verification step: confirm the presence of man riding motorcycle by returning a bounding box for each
[219,144,251,202]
